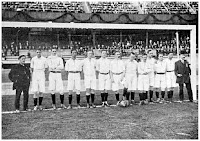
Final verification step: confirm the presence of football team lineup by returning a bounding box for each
[7,48,197,114]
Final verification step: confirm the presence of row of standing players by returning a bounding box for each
[8,48,193,113]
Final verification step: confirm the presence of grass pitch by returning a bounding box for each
[2,92,198,139]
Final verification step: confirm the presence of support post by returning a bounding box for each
[146,31,148,47]
[175,31,179,58]
[190,27,197,101]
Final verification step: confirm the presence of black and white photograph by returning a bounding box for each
[1,0,198,139]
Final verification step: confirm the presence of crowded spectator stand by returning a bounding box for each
[2,1,198,99]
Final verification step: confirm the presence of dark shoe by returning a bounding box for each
[104,101,110,107]
[61,104,67,109]
[33,106,38,111]
[39,106,43,111]
[67,105,72,109]
[86,104,90,108]
[52,104,56,110]
[91,104,96,108]
[77,104,81,109]
[24,108,32,112]
[14,110,20,113]
[139,101,144,106]
[101,102,105,107]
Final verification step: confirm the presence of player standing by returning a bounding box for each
[96,50,111,107]
[165,53,176,103]
[8,55,31,113]
[175,52,193,102]
[147,50,156,103]
[65,49,82,109]
[154,53,167,103]
[30,49,48,111]
[47,48,66,109]
[110,51,125,105]
[124,52,138,105]
[137,54,151,105]
[81,49,97,108]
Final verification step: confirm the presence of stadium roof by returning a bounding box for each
[2,11,198,25]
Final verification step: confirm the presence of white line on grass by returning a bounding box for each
[2,104,118,114]
[176,133,192,137]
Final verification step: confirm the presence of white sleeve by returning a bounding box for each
[30,58,34,69]
[80,60,84,72]
[137,63,144,74]
[47,57,53,69]
[44,58,48,68]
[122,61,126,72]
[96,59,100,71]
[56,58,64,70]
[65,60,69,71]
[110,61,113,72]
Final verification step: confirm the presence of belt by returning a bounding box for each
[157,73,165,75]
[112,72,123,75]
[167,70,174,72]
[100,72,109,75]
[50,71,61,73]
[68,71,80,73]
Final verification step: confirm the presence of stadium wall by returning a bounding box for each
[2,11,198,25]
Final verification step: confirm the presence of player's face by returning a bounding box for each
[87,51,93,59]
[159,54,163,61]
[115,52,120,59]
[168,53,173,59]
[143,55,147,62]
[71,50,77,58]
[52,49,57,56]
[19,56,26,65]
[130,54,135,61]
[101,51,107,58]
[180,54,186,60]
[148,51,153,58]
[36,50,41,58]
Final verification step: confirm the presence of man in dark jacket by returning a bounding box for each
[174,53,193,102]
[8,55,31,113]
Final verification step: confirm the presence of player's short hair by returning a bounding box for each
[87,49,93,53]
[101,49,107,53]
[142,53,147,56]
[36,49,41,52]
[130,52,135,55]
[71,49,77,53]
[168,52,173,55]
[114,50,120,54]
[158,53,164,56]
[51,47,57,50]
[147,50,152,54]
[179,50,185,55]
[18,55,26,60]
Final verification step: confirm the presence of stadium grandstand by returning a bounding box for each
[2,1,198,14]
[2,1,198,61]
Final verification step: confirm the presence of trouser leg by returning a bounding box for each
[15,88,22,110]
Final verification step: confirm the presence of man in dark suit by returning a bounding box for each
[8,55,31,113]
[174,53,193,102]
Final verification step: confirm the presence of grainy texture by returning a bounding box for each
[2,93,198,139]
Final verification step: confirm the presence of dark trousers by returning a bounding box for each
[15,86,29,110]
[179,82,193,101]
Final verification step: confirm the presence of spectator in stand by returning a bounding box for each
[27,50,32,59]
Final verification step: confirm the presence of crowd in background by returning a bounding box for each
[2,34,192,60]
[90,1,138,14]
[143,1,197,14]
[2,1,84,13]
[2,1,198,14]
